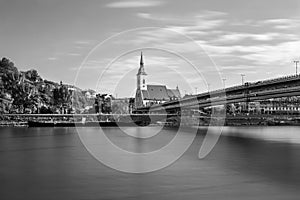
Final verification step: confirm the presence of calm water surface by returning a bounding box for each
[0,126,300,200]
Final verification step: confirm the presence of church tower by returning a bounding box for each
[137,52,147,90]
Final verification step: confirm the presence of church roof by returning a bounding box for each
[167,89,181,98]
[142,85,181,100]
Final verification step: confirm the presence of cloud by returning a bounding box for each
[165,19,224,33]
[239,41,300,65]
[105,20,300,79]
[137,10,227,21]
[260,18,300,29]
[135,11,227,44]
[227,18,300,31]
[136,12,152,19]
[211,32,299,45]
[220,65,258,74]
[106,0,165,8]
[136,11,227,31]
[74,40,95,46]
[67,53,81,56]
[47,57,58,61]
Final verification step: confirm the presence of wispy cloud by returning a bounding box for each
[137,11,227,31]
[74,40,95,46]
[137,10,227,21]
[134,11,300,71]
[106,0,165,8]
[67,53,81,56]
[47,57,58,61]
[239,41,300,65]
[76,10,300,91]
[260,18,300,29]
[211,32,299,45]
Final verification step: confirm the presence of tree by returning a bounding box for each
[0,57,18,76]
[25,69,39,82]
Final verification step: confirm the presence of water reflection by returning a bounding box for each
[209,132,300,186]
[105,126,179,153]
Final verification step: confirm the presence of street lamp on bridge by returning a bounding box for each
[222,78,226,88]
[294,60,299,75]
[241,74,245,85]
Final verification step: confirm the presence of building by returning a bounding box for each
[18,72,39,96]
[135,52,181,108]
[111,98,130,114]
[0,96,12,113]
[0,73,4,94]
[94,94,112,114]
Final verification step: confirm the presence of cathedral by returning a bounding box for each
[135,52,181,108]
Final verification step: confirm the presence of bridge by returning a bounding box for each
[135,74,300,114]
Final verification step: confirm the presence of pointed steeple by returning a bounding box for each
[140,52,144,66]
[137,52,147,75]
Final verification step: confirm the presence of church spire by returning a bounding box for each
[140,51,144,66]
[137,52,146,75]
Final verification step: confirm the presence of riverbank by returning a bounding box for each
[1,114,300,127]
[0,121,28,127]
[1,120,300,127]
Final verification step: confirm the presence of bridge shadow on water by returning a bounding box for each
[195,128,300,187]
[103,125,300,187]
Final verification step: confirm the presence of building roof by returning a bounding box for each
[167,89,181,98]
[142,85,181,100]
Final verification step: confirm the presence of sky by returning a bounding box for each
[0,0,300,97]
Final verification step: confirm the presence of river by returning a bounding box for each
[0,126,299,200]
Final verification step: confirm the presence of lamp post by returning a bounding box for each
[207,83,210,92]
[241,74,245,85]
[294,60,299,75]
[222,78,226,88]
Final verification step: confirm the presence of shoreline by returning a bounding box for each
[1,113,300,127]
[1,120,300,127]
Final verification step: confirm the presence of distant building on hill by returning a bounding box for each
[111,98,131,114]
[0,96,12,113]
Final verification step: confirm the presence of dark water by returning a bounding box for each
[0,126,300,200]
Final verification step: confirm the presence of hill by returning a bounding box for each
[0,57,91,114]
